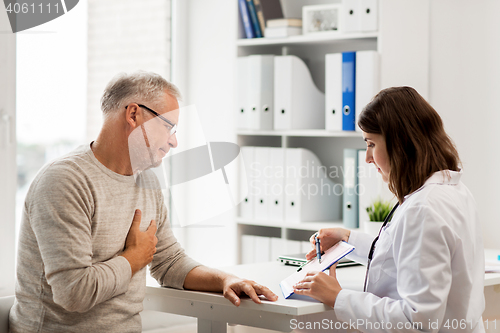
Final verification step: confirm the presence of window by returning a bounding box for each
[16,1,88,249]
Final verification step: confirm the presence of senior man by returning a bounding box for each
[9,71,277,332]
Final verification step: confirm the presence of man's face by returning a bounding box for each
[129,92,180,172]
[141,93,179,167]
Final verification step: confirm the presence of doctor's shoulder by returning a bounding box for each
[393,188,455,228]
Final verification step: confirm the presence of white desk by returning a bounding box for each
[145,250,500,333]
[145,262,365,333]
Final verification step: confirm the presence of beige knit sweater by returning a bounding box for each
[9,144,200,333]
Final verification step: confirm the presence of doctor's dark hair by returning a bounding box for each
[358,86,461,203]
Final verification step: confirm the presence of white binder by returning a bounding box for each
[342,0,362,33]
[268,147,285,221]
[357,149,393,224]
[274,55,325,130]
[325,53,343,131]
[355,50,380,132]
[248,55,274,130]
[236,57,251,129]
[241,235,256,264]
[285,148,342,223]
[254,236,272,262]
[254,147,270,221]
[343,149,359,228]
[285,240,302,254]
[360,0,378,32]
[271,237,285,261]
[238,147,255,219]
[301,241,313,254]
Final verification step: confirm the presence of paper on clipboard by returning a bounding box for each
[279,241,355,299]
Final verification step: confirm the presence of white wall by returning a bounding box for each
[174,0,238,267]
[0,7,16,296]
[87,0,172,141]
[429,1,500,248]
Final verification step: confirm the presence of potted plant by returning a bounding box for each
[364,199,394,237]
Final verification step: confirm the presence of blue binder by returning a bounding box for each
[239,0,255,38]
[246,0,263,38]
[343,148,359,228]
[342,52,356,131]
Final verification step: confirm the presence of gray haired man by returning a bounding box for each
[10,71,277,332]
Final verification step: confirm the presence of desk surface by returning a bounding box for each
[147,249,500,302]
[146,262,365,317]
[146,262,362,332]
[145,250,500,332]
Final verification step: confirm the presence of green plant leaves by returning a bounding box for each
[366,199,393,222]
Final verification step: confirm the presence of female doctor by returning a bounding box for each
[293,87,485,332]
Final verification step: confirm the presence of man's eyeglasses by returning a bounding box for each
[128,103,177,136]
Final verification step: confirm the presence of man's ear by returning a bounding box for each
[125,104,142,129]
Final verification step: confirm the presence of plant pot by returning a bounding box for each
[363,221,384,238]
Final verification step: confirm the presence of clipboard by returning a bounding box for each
[279,241,355,299]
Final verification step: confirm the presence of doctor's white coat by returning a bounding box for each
[335,170,485,332]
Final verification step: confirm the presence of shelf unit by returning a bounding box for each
[236,31,378,47]
[237,129,363,137]
[235,0,430,264]
[236,131,365,263]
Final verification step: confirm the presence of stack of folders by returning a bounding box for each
[237,55,275,130]
[342,148,393,228]
[238,147,342,223]
[237,55,325,131]
[265,18,302,38]
[325,50,379,132]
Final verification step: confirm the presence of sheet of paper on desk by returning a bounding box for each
[279,241,355,299]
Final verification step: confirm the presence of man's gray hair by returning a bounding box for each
[100,71,182,115]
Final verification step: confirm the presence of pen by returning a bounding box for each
[315,235,322,264]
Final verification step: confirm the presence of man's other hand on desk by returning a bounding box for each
[222,275,279,306]
[184,266,278,306]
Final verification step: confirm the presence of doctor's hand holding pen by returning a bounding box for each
[305,228,351,261]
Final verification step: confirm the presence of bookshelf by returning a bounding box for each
[235,0,430,264]
[236,31,378,47]
[237,129,363,137]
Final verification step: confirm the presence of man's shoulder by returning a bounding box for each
[51,144,91,165]
[31,145,95,188]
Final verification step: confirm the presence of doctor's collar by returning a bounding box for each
[404,169,462,200]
